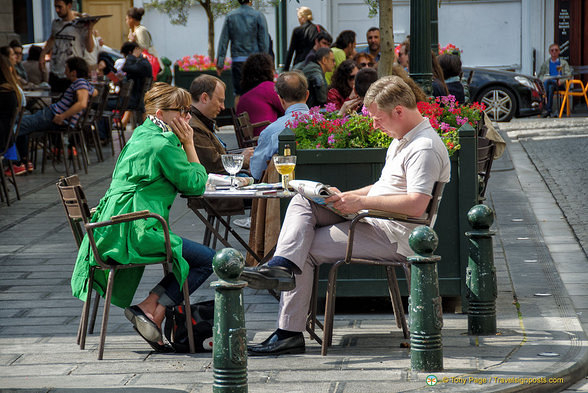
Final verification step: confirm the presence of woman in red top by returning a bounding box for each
[236,53,284,136]
[327,59,358,110]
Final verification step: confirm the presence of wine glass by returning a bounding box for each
[221,154,245,189]
[273,155,297,190]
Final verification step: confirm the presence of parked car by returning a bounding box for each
[463,67,544,122]
[22,42,123,63]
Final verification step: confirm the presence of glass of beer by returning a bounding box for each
[273,155,297,190]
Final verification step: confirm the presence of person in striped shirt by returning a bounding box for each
[14,56,96,175]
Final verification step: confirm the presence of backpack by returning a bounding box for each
[163,300,214,353]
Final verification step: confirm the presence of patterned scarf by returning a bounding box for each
[148,115,173,133]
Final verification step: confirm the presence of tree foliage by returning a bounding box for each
[146,0,277,60]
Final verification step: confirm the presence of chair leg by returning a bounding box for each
[322,260,343,356]
[79,267,95,349]
[88,291,101,334]
[0,162,10,205]
[182,280,196,353]
[59,133,70,177]
[385,267,403,329]
[203,214,214,247]
[385,266,409,339]
[305,266,323,345]
[77,132,89,174]
[97,269,116,360]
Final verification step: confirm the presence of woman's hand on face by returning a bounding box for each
[170,116,194,147]
[338,97,362,116]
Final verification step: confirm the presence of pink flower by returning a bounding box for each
[324,102,337,112]
[361,105,370,116]
[327,134,335,144]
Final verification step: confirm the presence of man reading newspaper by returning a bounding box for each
[241,76,451,356]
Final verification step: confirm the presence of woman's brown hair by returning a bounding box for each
[144,82,191,116]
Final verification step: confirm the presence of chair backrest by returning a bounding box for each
[83,83,107,128]
[425,181,446,228]
[477,137,496,198]
[56,175,92,248]
[116,79,135,112]
[234,111,259,148]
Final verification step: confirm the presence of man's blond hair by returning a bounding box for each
[363,75,417,111]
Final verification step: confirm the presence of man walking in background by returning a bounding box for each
[216,0,270,107]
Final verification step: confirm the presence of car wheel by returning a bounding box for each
[478,86,517,122]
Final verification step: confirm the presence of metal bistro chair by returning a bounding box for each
[558,66,588,118]
[56,175,196,359]
[102,79,134,153]
[0,104,24,205]
[79,83,109,164]
[38,104,92,177]
[233,110,270,149]
[477,137,496,201]
[307,181,446,355]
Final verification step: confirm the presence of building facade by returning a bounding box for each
[13,0,587,77]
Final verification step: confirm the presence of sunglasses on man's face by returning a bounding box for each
[359,62,374,68]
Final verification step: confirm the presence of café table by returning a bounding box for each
[183,185,294,263]
[24,89,61,110]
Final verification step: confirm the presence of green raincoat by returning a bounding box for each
[71,118,208,308]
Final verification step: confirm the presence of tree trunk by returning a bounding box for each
[204,2,215,60]
[378,0,394,77]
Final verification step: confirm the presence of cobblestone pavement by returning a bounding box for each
[518,133,588,257]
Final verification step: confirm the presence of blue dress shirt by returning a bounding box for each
[249,103,309,180]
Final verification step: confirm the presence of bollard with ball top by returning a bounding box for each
[408,225,443,372]
[211,248,248,393]
[465,204,497,335]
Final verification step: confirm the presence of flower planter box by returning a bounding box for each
[278,125,479,306]
[173,66,235,109]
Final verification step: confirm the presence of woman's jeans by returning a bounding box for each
[151,237,215,307]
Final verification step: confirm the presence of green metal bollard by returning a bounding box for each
[211,248,248,393]
[408,226,443,372]
[465,204,497,335]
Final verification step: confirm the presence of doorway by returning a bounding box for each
[82,0,132,51]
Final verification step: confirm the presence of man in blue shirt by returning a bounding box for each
[357,27,380,63]
[216,0,270,105]
[538,43,570,117]
[249,72,309,180]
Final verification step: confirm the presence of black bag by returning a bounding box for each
[163,300,214,353]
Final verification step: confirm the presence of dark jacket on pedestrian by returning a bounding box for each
[284,21,323,71]
[216,4,270,66]
[302,61,328,108]
[122,54,152,111]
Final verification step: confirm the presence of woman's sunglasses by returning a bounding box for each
[165,107,191,116]
[359,62,374,68]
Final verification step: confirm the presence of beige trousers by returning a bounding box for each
[274,194,404,332]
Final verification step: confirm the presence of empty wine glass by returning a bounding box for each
[221,154,245,189]
[273,155,297,190]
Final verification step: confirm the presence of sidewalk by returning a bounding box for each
[0,120,587,392]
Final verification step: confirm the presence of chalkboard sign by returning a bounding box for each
[557,0,571,62]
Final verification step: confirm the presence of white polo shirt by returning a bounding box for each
[367,119,451,256]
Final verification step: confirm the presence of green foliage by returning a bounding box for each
[146,0,278,26]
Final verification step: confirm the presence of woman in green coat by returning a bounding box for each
[72,82,214,350]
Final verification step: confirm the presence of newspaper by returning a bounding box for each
[288,180,355,219]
